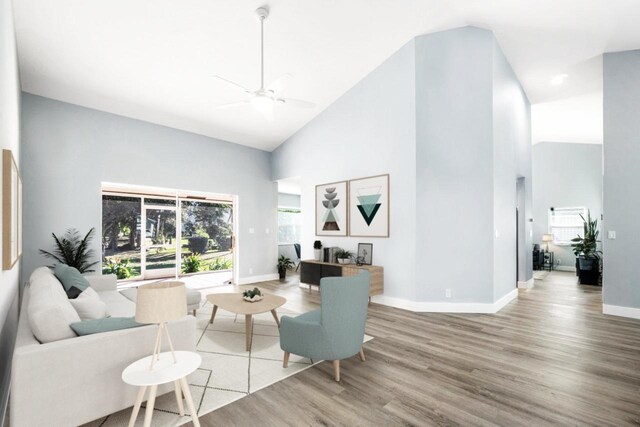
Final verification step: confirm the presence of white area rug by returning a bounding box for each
[86,301,372,426]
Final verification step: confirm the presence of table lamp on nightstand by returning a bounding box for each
[135,281,187,370]
[542,234,554,252]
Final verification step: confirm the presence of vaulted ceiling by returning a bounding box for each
[13,0,640,150]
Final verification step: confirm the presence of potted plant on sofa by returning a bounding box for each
[277,255,295,280]
[571,210,602,286]
[314,240,323,261]
[335,249,353,264]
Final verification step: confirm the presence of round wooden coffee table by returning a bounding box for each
[207,292,287,351]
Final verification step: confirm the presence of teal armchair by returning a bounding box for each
[279,270,370,381]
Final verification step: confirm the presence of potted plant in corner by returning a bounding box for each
[313,240,323,261]
[571,210,602,286]
[39,227,99,273]
[277,255,295,280]
[335,249,353,264]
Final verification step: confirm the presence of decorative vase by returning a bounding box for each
[314,249,322,261]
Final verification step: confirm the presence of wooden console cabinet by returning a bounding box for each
[299,260,383,297]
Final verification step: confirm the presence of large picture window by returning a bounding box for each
[101,188,234,281]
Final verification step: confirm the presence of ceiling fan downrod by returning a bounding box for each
[256,7,269,91]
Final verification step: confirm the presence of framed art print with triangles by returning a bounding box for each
[316,181,348,236]
[348,174,389,237]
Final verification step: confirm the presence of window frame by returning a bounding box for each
[548,206,587,246]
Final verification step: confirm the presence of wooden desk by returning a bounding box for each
[299,260,383,297]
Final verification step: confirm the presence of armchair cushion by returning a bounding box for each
[295,309,321,323]
[280,313,329,360]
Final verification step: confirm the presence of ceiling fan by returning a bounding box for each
[214,6,316,120]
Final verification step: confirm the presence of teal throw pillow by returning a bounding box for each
[54,264,90,298]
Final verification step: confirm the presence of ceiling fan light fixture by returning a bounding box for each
[550,73,568,86]
[250,94,274,118]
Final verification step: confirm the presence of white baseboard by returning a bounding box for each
[517,278,534,289]
[603,304,640,320]
[493,288,519,311]
[371,288,518,314]
[555,265,576,272]
[236,273,279,285]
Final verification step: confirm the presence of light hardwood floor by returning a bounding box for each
[194,271,640,426]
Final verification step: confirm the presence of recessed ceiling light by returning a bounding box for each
[550,74,568,86]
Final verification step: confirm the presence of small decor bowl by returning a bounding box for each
[242,287,264,302]
[243,295,264,303]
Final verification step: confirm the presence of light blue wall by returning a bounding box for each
[272,39,417,299]
[272,27,531,305]
[415,27,531,303]
[0,0,21,418]
[532,142,603,271]
[415,27,495,303]
[492,37,533,297]
[603,49,640,309]
[20,94,278,281]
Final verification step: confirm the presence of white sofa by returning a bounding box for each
[11,268,197,427]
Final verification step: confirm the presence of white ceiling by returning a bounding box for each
[532,93,603,145]
[13,1,640,151]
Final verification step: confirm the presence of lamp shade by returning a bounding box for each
[542,234,554,243]
[135,281,187,324]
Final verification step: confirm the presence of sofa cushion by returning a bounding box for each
[28,269,81,343]
[54,264,90,299]
[29,266,54,283]
[120,286,201,307]
[69,317,145,336]
[97,290,136,317]
[69,287,108,320]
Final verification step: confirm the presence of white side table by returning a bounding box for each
[122,351,201,427]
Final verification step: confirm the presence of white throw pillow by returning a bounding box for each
[69,287,108,320]
[28,269,81,343]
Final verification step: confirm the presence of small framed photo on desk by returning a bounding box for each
[357,243,373,265]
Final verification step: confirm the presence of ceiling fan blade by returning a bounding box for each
[213,75,252,93]
[278,98,316,109]
[216,100,250,109]
[266,73,293,95]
